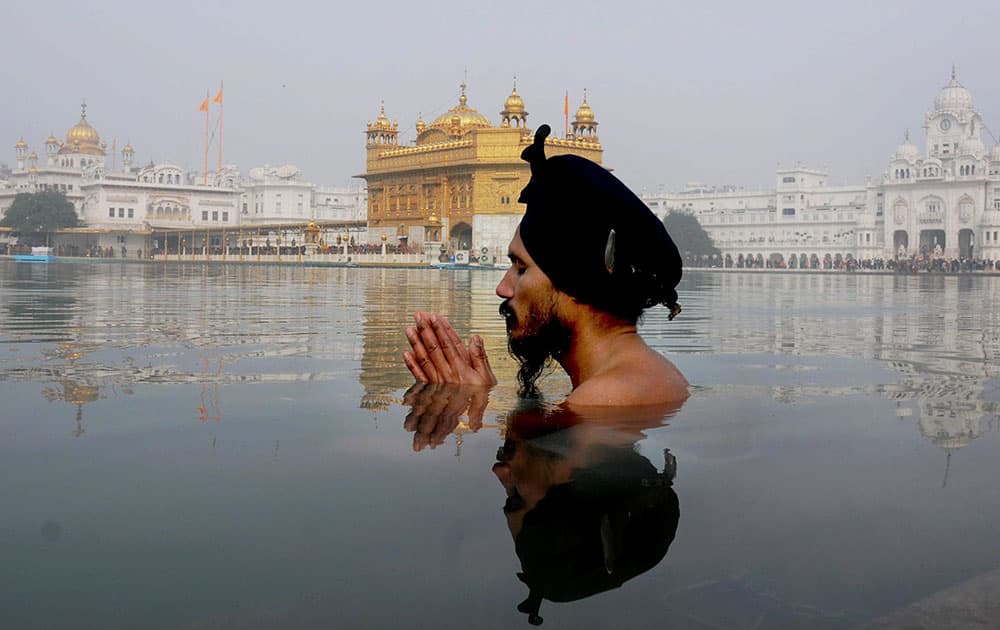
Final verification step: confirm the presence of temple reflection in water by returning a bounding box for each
[669,272,999,474]
[0,264,996,466]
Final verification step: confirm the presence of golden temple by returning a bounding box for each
[360,82,603,255]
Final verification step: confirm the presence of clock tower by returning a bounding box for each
[925,67,983,161]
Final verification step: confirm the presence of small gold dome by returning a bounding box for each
[429,83,492,132]
[15,138,28,149]
[504,82,525,112]
[122,143,134,153]
[28,151,38,160]
[28,166,38,174]
[574,98,595,123]
[370,101,396,131]
[46,133,59,145]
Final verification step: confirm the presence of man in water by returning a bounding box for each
[403,124,687,407]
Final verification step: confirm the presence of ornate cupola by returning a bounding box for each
[572,89,599,141]
[894,130,920,162]
[500,77,529,131]
[14,138,28,169]
[122,142,135,172]
[366,101,399,147]
[45,132,59,165]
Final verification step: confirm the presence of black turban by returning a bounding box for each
[518,124,682,321]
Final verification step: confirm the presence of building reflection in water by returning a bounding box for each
[2,263,997,464]
[665,272,1000,477]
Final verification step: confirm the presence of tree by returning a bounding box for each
[663,211,720,265]
[0,191,80,245]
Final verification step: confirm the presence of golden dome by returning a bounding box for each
[369,101,396,131]
[429,83,491,132]
[60,102,105,156]
[574,98,595,123]
[15,138,28,149]
[504,80,525,112]
[28,166,38,174]
[28,151,38,161]
[122,143,134,153]
[46,133,59,145]
[67,118,99,146]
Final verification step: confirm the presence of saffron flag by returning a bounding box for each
[564,91,569,116]
[198,97,209,112]
[213,87,223,105]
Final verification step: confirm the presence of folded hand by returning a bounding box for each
[403,312,497,386]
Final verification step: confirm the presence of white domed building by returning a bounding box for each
[0,102,241,256]
[884,67,995,261]
[642,69,1000,265]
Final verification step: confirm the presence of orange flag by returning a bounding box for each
[198,97,209,112]
[564,91,570,136]
[212,86,223,105]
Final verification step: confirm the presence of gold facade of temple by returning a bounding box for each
[361,83,604,250]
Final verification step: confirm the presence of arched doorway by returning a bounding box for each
[919,229,945,257]
[958,229,975,259]
[724,253,733,268]
[799,253,808,269]
[769,253,784,268]
[893,230,909,257]
[788,253,798,269]
[450,222,472,250]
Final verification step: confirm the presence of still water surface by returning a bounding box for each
[1,262,999,628]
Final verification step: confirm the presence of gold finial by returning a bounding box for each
[459,82,468,106]
[904,129,910,142]
[951,64,956,81]
[513,75,518,92]
[81,99,87,119]
[379,100,385,116]
[583,87,588,103]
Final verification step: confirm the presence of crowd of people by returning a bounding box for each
[685,253,1000,273]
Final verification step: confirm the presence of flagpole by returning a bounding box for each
[203,90,209,185]
[217,81,223,173]
[564,91,569,138]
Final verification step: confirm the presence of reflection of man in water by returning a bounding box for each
[404,124,688,406]
[494,406,680,625]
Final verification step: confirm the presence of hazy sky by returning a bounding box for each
[4,0,1000,193]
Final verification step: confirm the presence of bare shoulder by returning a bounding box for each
[566,349,689,407]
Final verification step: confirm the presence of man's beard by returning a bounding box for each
[500,298,571,398]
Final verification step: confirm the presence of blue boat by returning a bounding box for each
[12,247,56,263]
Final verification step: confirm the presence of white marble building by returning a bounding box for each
[1,103,367,254]
[643,70,1000,265]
